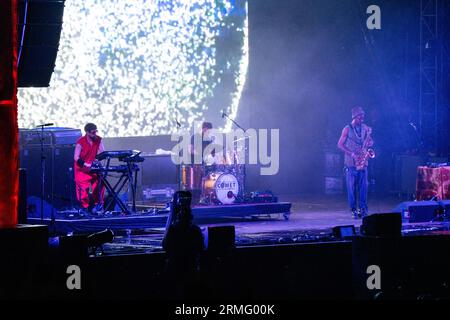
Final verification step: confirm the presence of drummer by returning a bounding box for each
[189,121,226,166]
[187,122,241,205]
[189,122,211,164]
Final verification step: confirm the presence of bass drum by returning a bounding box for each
[202,172,240,205]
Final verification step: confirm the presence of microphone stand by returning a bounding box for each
[222,111,248,157]
[175,120,183,192]
[221,112,247,202]
[37,124,46,222]
[36,123,54,227]
[222,112,246,132]
[409,121,425,157]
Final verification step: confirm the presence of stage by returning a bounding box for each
[27,194,450,255]
[4,0,450,302]
[11,193,450,301]
[28,200,292,234]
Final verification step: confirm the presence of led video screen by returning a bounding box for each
[18,0,248,137]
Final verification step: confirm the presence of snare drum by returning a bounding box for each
[201,171,240,205]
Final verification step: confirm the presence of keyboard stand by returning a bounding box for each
[96,161,139,215]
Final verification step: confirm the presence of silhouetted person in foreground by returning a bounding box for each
[162,191,204,299]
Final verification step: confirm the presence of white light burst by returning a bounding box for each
[18,0,248,137]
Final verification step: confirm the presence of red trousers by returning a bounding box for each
[75,171,105,208]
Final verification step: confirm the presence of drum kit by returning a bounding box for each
[181,141,246,205]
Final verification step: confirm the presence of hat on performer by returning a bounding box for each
[351,106,365,119]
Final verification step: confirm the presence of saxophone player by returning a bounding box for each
[337,106,374,219]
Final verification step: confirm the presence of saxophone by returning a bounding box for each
[355,127,375,170]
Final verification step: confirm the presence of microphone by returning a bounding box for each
[36,123,54,127]
[221,110,227,119]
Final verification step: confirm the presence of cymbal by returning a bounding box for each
[232,136,251,143]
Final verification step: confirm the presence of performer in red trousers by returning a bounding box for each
[74,123,105,214]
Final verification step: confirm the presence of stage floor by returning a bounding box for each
[100,194,450,255]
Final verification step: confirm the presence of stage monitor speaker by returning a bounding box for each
[18,0,65,87]
[393,201,440,223]
[360,213,402,237]
[206,226,235,252]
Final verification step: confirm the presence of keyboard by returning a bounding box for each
[96,150,134,161]
[90,165,130,173]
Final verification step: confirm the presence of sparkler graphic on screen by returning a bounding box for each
[18,0,248,137]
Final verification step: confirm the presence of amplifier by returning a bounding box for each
[20,144,77,217]
[19,127,82,146]
[19,130,53,146]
